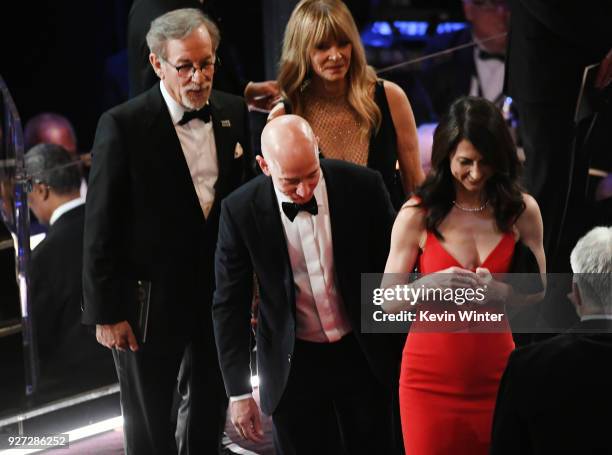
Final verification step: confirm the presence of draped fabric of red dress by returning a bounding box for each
[399,231,516,454]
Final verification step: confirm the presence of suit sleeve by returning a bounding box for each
[369,171,397,271]
[239,99,257,179]
[490,350,532,455]
[82,112,129,325]
[212,199,254,397]
[29,247,56,360]
[517,0,612,50]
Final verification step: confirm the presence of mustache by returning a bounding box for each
[185,84,207,91]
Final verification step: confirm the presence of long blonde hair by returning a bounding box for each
[278,0,381,137]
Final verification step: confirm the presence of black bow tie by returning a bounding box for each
[178,105,211,125]
[478,49,505,62]
[282,197,318,222]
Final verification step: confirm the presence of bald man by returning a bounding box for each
[212,115,402,454]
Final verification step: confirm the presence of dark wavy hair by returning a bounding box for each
[415,97,525,239]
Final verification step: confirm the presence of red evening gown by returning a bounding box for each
[399,230,516,454]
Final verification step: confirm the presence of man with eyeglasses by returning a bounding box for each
[82,8,253,454]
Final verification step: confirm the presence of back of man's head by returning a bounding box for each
[570,226,612,311]
[23,113,77,153]
[25,143,82,195]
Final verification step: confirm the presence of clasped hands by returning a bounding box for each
[420,266,511,305]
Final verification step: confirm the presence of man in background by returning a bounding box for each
[491,226,612,454]
[25,143,114,391]
[420,0,510,121]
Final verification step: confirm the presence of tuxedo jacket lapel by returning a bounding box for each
[251,179,295,307]
[210,93,234,197]
[146,86,203,217]
[320,162,350,288]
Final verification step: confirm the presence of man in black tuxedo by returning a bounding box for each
[505,0,612,270]
[82,8,253,454]
[26,144,114,390]
[419,0,510,123]
[212,115,402,454]
[491,226,612,454]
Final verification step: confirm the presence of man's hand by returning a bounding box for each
[230,397,264,442]
[96,321,139,352]
[244,80,281,112]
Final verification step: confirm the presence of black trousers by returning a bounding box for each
[271,334,395,455]
[113,335,227,455]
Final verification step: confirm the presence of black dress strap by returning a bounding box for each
[368,80,405,209]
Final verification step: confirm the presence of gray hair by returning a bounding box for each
[570,226,612,310]
[25,144,81,195]
[146,8,220,59]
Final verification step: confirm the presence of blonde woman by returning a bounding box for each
[270,0,424,207]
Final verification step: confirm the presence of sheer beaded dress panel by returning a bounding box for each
[302,90,369,166]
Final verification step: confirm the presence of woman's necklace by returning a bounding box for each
[453,200,488,212]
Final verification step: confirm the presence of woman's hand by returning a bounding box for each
[419,266,481,293]
[475,267,511,305]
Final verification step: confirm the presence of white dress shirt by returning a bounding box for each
[229,174,352,402]
[160,81,218,218]
[470,45,505,104]
[274,174,352,343]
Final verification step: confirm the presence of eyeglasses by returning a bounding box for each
[161,56,220,79]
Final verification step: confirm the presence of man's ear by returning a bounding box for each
[31,183,49,200]
[256,155,271,176]
[568,281,583,315]
[149,53,163,79]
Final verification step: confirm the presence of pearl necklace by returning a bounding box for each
[453,200,488,212]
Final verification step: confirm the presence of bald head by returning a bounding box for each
[257,115,320,204]
[24,113,77,154]
[261,115,318,169]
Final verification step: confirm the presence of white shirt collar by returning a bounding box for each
[159,81,211,126]
[273,170,326,212]
[581,314,612,321]
[159,80,187,125]
[49,197,85,226]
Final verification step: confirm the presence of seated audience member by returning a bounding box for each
[25,144,114,390]
[24,112,88,197]
[491,226,612,454]
[24,112,78,154]
[420,0,509,121]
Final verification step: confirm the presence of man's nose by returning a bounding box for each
[191,68,209,82]
[296,182,306,197]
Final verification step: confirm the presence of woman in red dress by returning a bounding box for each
[383,97,546,454]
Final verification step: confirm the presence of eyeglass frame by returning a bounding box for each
[159,55,220,79]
